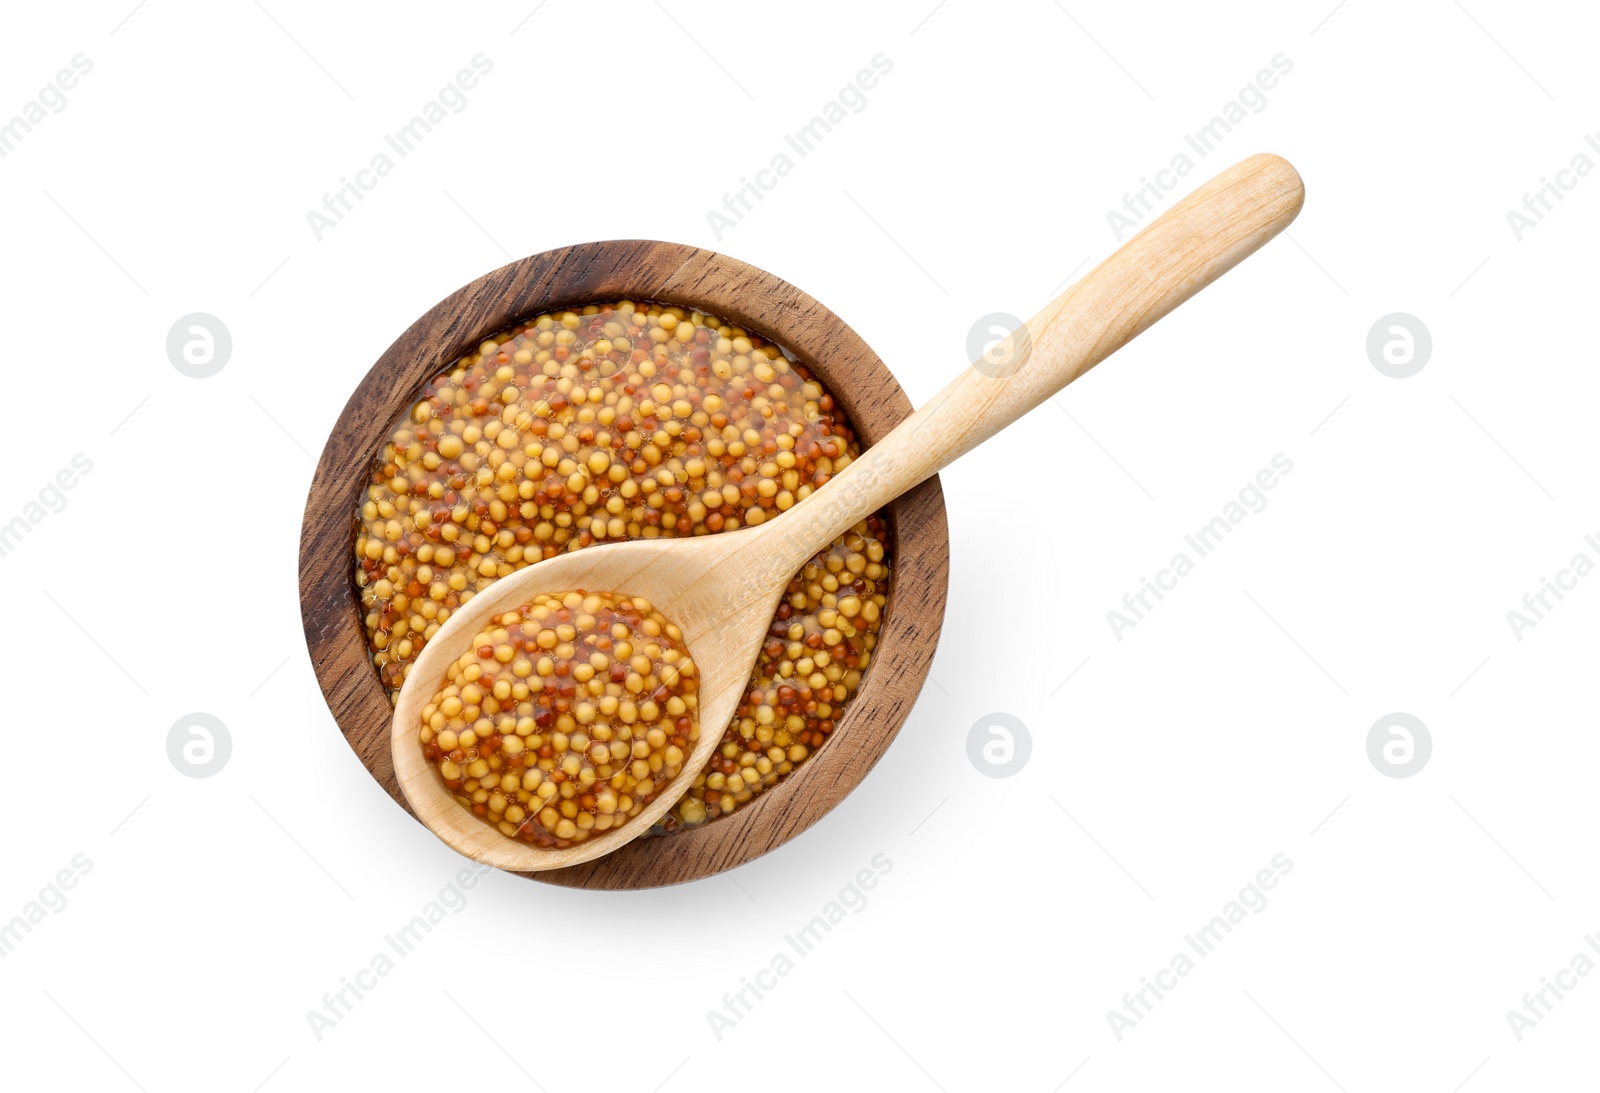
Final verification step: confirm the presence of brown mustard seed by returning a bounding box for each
[357,300,892,834]
[419,591,698,848]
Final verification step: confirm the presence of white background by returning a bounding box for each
[1,1,1595,1089]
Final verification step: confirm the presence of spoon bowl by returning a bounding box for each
[392,525,795,870]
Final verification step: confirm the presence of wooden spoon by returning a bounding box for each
[391,152,1304,871]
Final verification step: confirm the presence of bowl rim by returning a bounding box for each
[298,239,950,889]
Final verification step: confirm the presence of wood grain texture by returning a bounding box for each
[299,240,951,889]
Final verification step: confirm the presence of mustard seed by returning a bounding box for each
[419,591,697,849]
[358,301,893,835]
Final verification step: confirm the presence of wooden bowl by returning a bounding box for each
[299,241,950,889]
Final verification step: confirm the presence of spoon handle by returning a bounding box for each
[765,152,1303,568]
